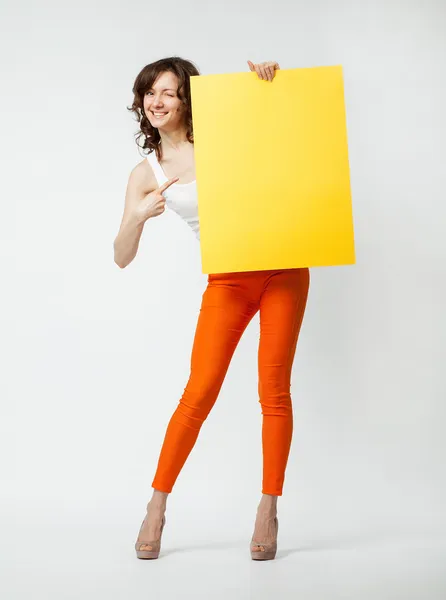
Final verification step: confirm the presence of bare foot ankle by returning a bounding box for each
[252,495,278,552]
[137,497,167,550]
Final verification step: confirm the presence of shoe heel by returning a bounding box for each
[135,515,166,560]
[250,516,278,561]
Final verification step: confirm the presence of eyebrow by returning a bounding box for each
[148,87,176,92]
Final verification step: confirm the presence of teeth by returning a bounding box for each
[152,112,167,117]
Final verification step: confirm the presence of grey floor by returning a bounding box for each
[6,521,446,599]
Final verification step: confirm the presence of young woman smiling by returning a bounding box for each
[114,56,310,560]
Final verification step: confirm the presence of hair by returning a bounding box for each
[127,56,200,162]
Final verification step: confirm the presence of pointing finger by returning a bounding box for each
[159,176,179,194]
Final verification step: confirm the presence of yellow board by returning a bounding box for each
[190,65,355,273]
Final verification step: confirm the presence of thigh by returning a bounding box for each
[187,278,259,396]
[258,268,310,386]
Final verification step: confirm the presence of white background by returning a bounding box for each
[4,0,446,598]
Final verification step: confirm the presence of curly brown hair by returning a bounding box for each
[127,56,201,162]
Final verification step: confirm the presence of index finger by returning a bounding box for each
[159,176,179,193]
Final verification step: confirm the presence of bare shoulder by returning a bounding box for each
[118,157,159,225]
[128,156,158,195]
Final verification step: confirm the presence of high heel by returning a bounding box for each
[250,516,278,561]
[135,512,166,559]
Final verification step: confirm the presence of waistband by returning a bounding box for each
[208,267,307,280]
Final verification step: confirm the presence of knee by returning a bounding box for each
[258,379,293,415]
[174,378,221,430]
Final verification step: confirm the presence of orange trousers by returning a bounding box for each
[151,267,310,496]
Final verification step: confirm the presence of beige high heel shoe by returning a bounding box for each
[135,512,166,559]
[250,516,279,560]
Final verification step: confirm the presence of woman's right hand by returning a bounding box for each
[134,176,179,223]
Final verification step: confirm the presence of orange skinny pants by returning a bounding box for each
[151,267,310,496]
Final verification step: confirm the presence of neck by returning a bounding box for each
[159,126,190,152]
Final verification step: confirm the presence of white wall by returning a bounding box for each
[4,0,446,597]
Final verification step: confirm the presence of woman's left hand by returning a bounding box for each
[247,60,280,81]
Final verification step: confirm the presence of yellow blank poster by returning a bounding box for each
[190,65,355,273]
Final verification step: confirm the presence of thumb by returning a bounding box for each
[247,60,255,72]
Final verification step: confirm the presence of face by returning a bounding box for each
[143,71,185,131]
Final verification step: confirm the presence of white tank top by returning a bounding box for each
[146,151,200,240]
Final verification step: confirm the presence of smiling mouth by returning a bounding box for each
[150,111,168,118]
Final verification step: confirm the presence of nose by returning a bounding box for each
[152,95,163,107]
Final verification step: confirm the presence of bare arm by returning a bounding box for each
[113,160,156,269]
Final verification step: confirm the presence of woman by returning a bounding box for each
[114,56,310,560]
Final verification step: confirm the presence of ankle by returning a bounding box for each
[148,490,168,511]
[257,495,278,516]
